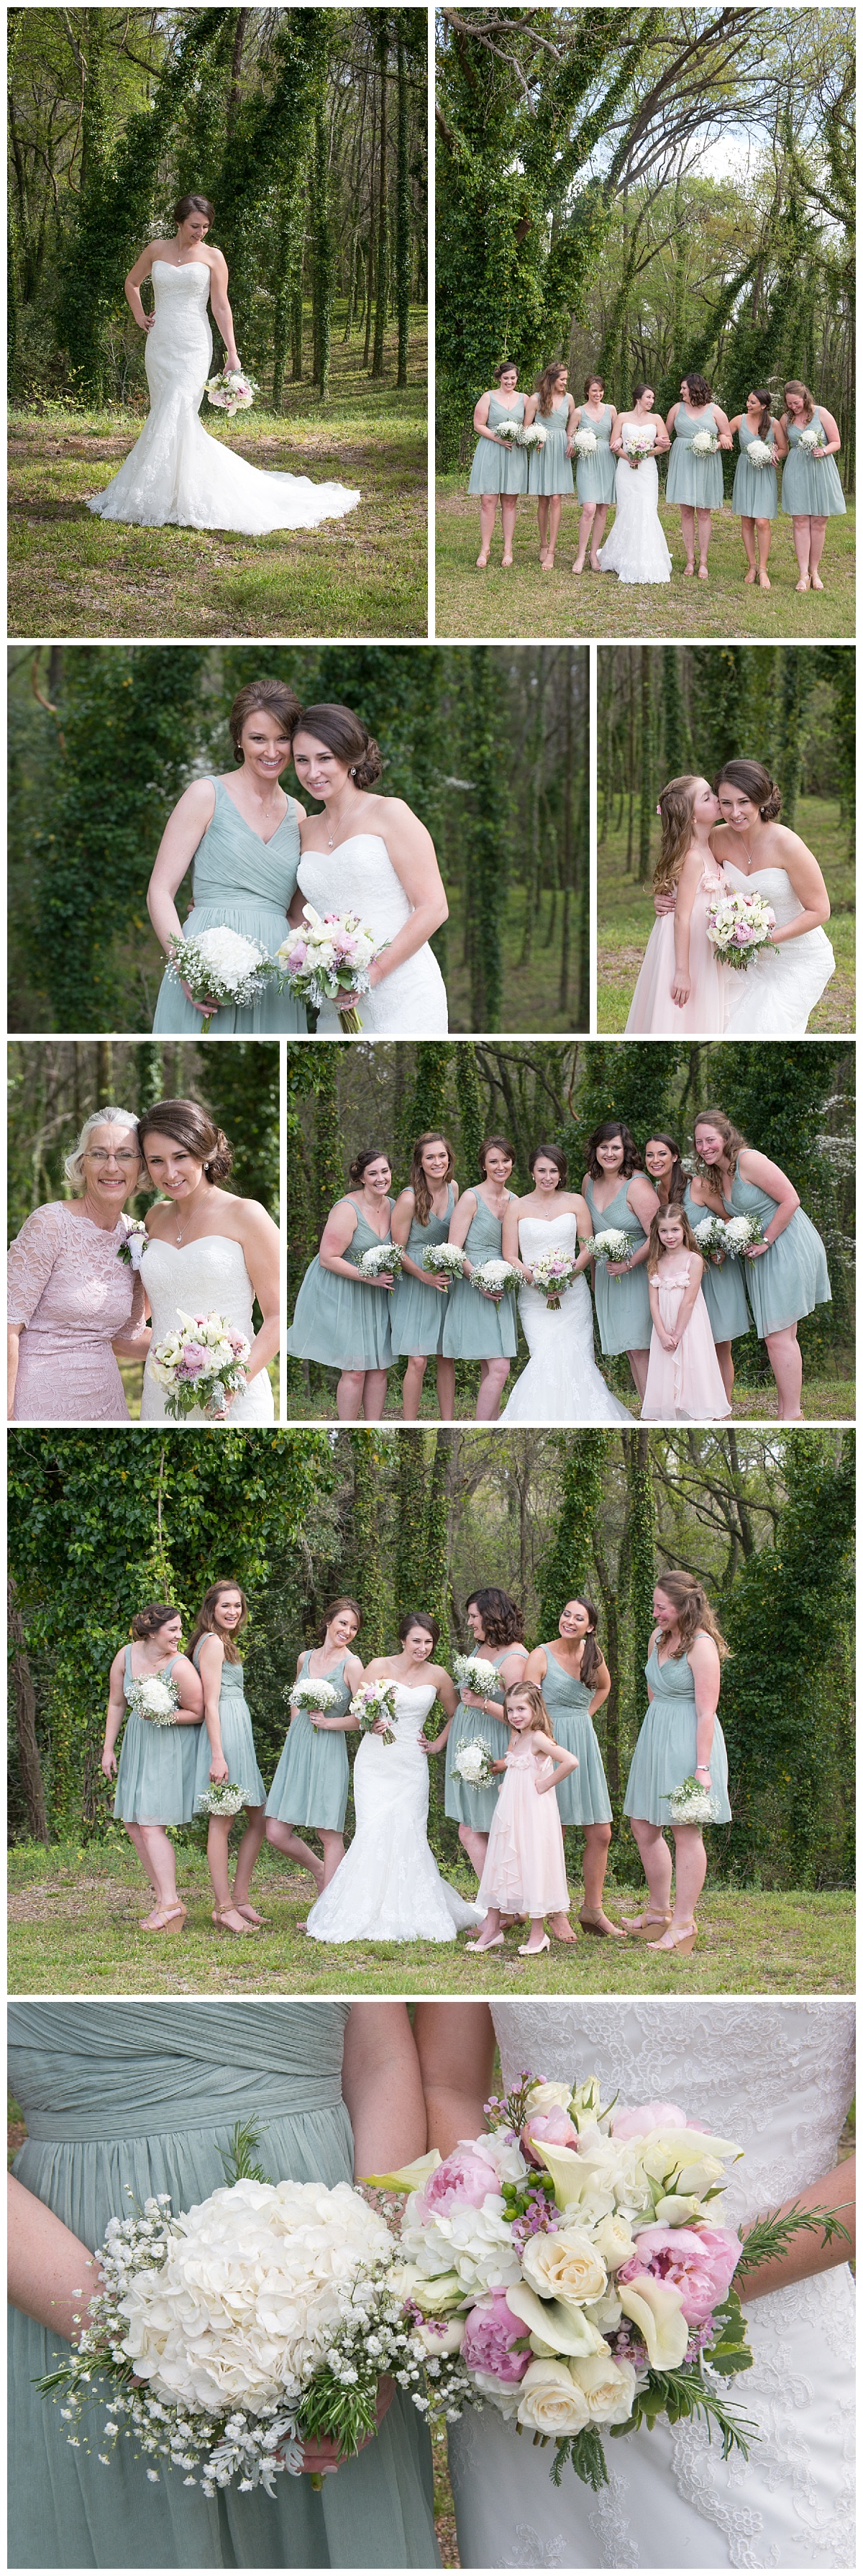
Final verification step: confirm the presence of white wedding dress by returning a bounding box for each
[139,1235,273,1423]
[449,2000,855,2570]
[598,426,672,583]
[87,259,360,532]
[500,1216,631,1424]
[297,835,449,1034]
[305,1684,483,1942]
[721,863,836,1036]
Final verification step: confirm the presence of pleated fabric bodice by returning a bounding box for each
[9,1998,351,2148]
[536,1648,612,1826]
[152,778,304,1037]
[583,1175,653,1355]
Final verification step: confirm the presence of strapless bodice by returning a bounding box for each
[388,1682,438,1741]
[140,1233,255,1342]
[518,1212,580,1260]
[721,860,804,927]
[298,834,415,942]
[151,258,211,306]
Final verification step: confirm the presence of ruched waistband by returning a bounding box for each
[22,2073,343,2144]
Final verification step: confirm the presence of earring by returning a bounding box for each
[350,766,356,777]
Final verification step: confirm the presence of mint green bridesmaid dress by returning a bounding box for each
[444,1646,526,1831]
[191,1644,266,1810]
[441,1191,519,1362]
[624,1644,731,1826]
[781,410,846,517]
[8,2001,438,2569]
[527,399,574,497]
[467,394,529,495]
[536,1649,612,1826]
[732,419,778,519]
[390,1185,455,1359]
[682,1185,749,1342]
[574,405,616,505]
[665,404,724,509]
[113,1647,199,1825]
[287,1200,394,1372]
[152,778,305,1036]
[723,1170,831,1337]
[266,1650,352,1831]
[583,1177,652,1355]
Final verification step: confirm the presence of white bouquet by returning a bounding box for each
[287,1678,340,1724]
[570,427,598,457]
[349,1679,399,1743]
[745,436,773,468]
[453,1655,501,1698]
[692,1215,730,1264]
[583,1228,630,1265]
[357,1242,403,1281]
[149,1310,250,1421]
[667,1772,722,1824]
[195,1780,247,1817]
[127,1672,180,1728]
[453,1740,497,1790]
[622,425,655,468]
[798,422,826,454]
[690,428,720,457]
[495,418,524,446]
[165,928,275,1034]
[519,421,548,449]
[470,1258,520,1300]
[706,888,776,971]
[205,367,258,417]
[528,1247,575,1309]
[421,1244,466,1287]
[721,1213,766,1256]
[277,906,380,1036]
[117,1219,148,1272]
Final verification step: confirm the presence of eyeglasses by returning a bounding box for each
[86,1150,141,1166]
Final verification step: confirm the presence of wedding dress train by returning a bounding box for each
[499,1216,631,1423]
[597,429,672,583]
[305,1685,483,1942]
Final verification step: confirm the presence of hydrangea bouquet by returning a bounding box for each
[195,1780,247,1817]
[357,1243,403,1283]
[722,1213,766,1257]
[453,1741,497,1790]
[205,368,259,415]
[452,1655,501,1699]
[570,427,598,457]
[692,1215,731,1265]
[691,427,720,457]
[582,1229,631,1265]
[165,929,275,1034]
[798,422,827,455]
[287,1679,341,1725]
[149,1311,250,1420]
[528,1248,575,1309]
[126,1672,181,1729]
[349,1680,399,1744]
[496,419,547,450]
[421,1245,466,1288]
[745,436,774,468]
[470,1258,521,1301]
[276,907,380,1035]
[706,888,776,970]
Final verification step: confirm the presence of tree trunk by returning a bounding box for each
[557,659,573,1017]
[638,648,654,881]
[395,26,410,386]
[227,9,250,137]
[371,29,389,377]
[8,1578,49,1842]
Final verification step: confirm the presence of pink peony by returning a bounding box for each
[611,2101,692,2140]
[521,2106,581,2162]
[461,2288,531,2384]
[178,1343,209,1375]
[734,924,754,944]
[414,2144,501,2219]
[286,944,306,970]
[618,2224,740,2327]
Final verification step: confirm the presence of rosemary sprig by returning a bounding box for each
[735,2200,852,2278]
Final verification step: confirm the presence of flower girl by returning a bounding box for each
[466,1683,577,1956]
[642,1208,731,1421]
[625,774,730,1034]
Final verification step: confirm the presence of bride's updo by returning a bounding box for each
[229,678,301,760]
[295,704,383,789]
[174,193,215,226]
[716,759,782,822]
[137,1098,234,1183]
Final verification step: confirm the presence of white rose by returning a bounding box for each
[592,2214,635,2272]
[571,2351,637,2426]
[654,2193,709,2226]
[522,2226,607,2308]
[390,2262,464,2313]
[524,2081,574,2116]
[616,2273,688,2370]
[516,2358,590,2438]
[411,2314,465,2357]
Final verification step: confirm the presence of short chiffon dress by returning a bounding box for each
[781,410,846,517]
[583,1177,652,1354]
[467,393,529,495]
[665,404,725,509]
[8,1205,147,1423]
[624,1641,731,1828]
[390,1186,455,1359]
[477,1742,571,1919]
[624,858,731,1035]
[444,1645,526,1832]
[113,1647,199,1826]
[723,1168,831,1336]
[527,397,574,496]
[536,1649,613,1826]
[641,1258,732,1421]
[441,1192,519,1363]
[732,419,778,519]
[192,1644,266,1810]
[266,1650,353,1833]
[7,2000,438,2569]
[287,1201,394,1373]
[682,1183,749,1342]
[574,404,616,505]
[152,779,306,1036]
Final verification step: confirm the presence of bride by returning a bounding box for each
[136,1098,279,1423]
[598,382,672,584]
[499,1145,631,1424]
[652,757,836,1035]
[291,704,449,1034]
[416,1997,856,2571]
[88,194,360,534]
[306,1615,483,1942]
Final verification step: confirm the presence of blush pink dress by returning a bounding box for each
[477,1738,571,1919]
[7,1203,147,1421]
[625,857,731,1034]
[642,1256,731,1421]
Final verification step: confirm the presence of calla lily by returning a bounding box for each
[530,2139,615,2220]
[617,2273,689,2369]
[362,2150,442,2192]
[505,2281,609,2358]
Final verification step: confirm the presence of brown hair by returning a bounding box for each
[478,1134,515,1178]
[228,678,301,762]
[747,388,772,441]
[137,1100,234,1183]
[644,1134,685,1203]
[536,360,567,417]
[467,1587,524,1646]
[652,775,701,898]
[716,760,782,822]
[503,1679,554,1741]
[398,1609,440,1649]
[654,1568,729,1660]
[173,193,215,225]
[188,1581,249,1667]
[493,360,518,383]
[583,372,605,399]
[631,381,653,405]
[129,1602,181,1642]
[294,704,383,790]
[693,1107,747,1175]
[411,1132,456,1227]
[319,1596,362,1640]
[784,378,816,423]
[557,1599,603,1693]
[348,1145,391,1189]
[584,1121,640,1181]
[682,373,713,408]
[647,1201,701,1274]
[529,1141,567,1186]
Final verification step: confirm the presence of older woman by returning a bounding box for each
[7,1109,149,1423]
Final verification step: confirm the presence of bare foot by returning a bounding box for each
[572,557,585,574]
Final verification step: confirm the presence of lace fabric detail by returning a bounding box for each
[139,1233,273,1424]
[721,863,835,1037]
[597,452,672,583]
[296,834,449,1035]
[305,1685,483,1942]
[500,1216,631,1424]
[9,1203,146,1422]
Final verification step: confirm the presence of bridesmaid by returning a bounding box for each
[442,1588,528,1880]
[524,1598,621,1941]
[693,1108,831,1419]
[265,1597,365,1893]
[664,371,733,578]
[148,678,306,1034]
[643,1132,685,1206]
[101,1603,203,1934]
[728,387,787,588]
[571,370,618,572]
[582,1120,658,1399]
[190,1583,268,1936]
[780,379,846,593]
[390,1131,459,1421]
[623,1570,731,1958]
[524,361,575,570]
[287,1148,395,1420]
[468,360,529,568]
[442,1136,519,1421]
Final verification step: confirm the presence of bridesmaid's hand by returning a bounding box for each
[209,1753,230,1783]
[605,1260,630,1278]
[460,1689,485,1708]
[366,1273,395,1291]
[745,1240,770,1259]
[180,980,222,1016]
[100,1747,117,1780]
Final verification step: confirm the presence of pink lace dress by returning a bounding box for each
[642,1256,731,1421]
[477,1738,571,1919]
[625,857,731,1035]
[8,1203,147,1421]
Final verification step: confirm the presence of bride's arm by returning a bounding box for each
[740,2152,855,2298]
[361,802,449,990]
[501,1198,529,1275]
[420,1667,459,1752]
[765,829,831,942]
[652,411,671,452]
[124,242,157,333]
[414,2002,496,2151]
[234,1200,281,1384]
[207,248,240,373]
[572,1190,594,1275]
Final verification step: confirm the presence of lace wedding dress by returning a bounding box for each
[499,1216,631,1423]
[87,260,360,532]
[138,1234,274,1422]
[449,2000,855,2570]
[305,1685,483,1942]
[721,863,836,1036]
[297,835,449,1034]
[597,427,672,583]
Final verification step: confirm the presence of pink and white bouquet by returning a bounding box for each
[205,367,258,416]
[148,1310,250,1420]
[706,887,776,971]
[165,927,275,1033]
[277,906,379,1035]
[621,425,655,468]
[287,1678,341,1725]
[349,1679,399,1743]
[421,1244,467,1288]
[527,1247,575,1309]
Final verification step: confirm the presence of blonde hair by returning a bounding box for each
[647,1202,701,1273]
[503,1680,554,1740]
[784,378,816,424]
[693,1107,747,1176]
[652,776,701,898]
[654,1569,729,1660]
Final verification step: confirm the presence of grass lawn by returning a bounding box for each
[598,793,855,1033]
[8,319,428,640]
[435,483,855,640]
[283,1360,854,1424]
[9,1842,851,1998]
